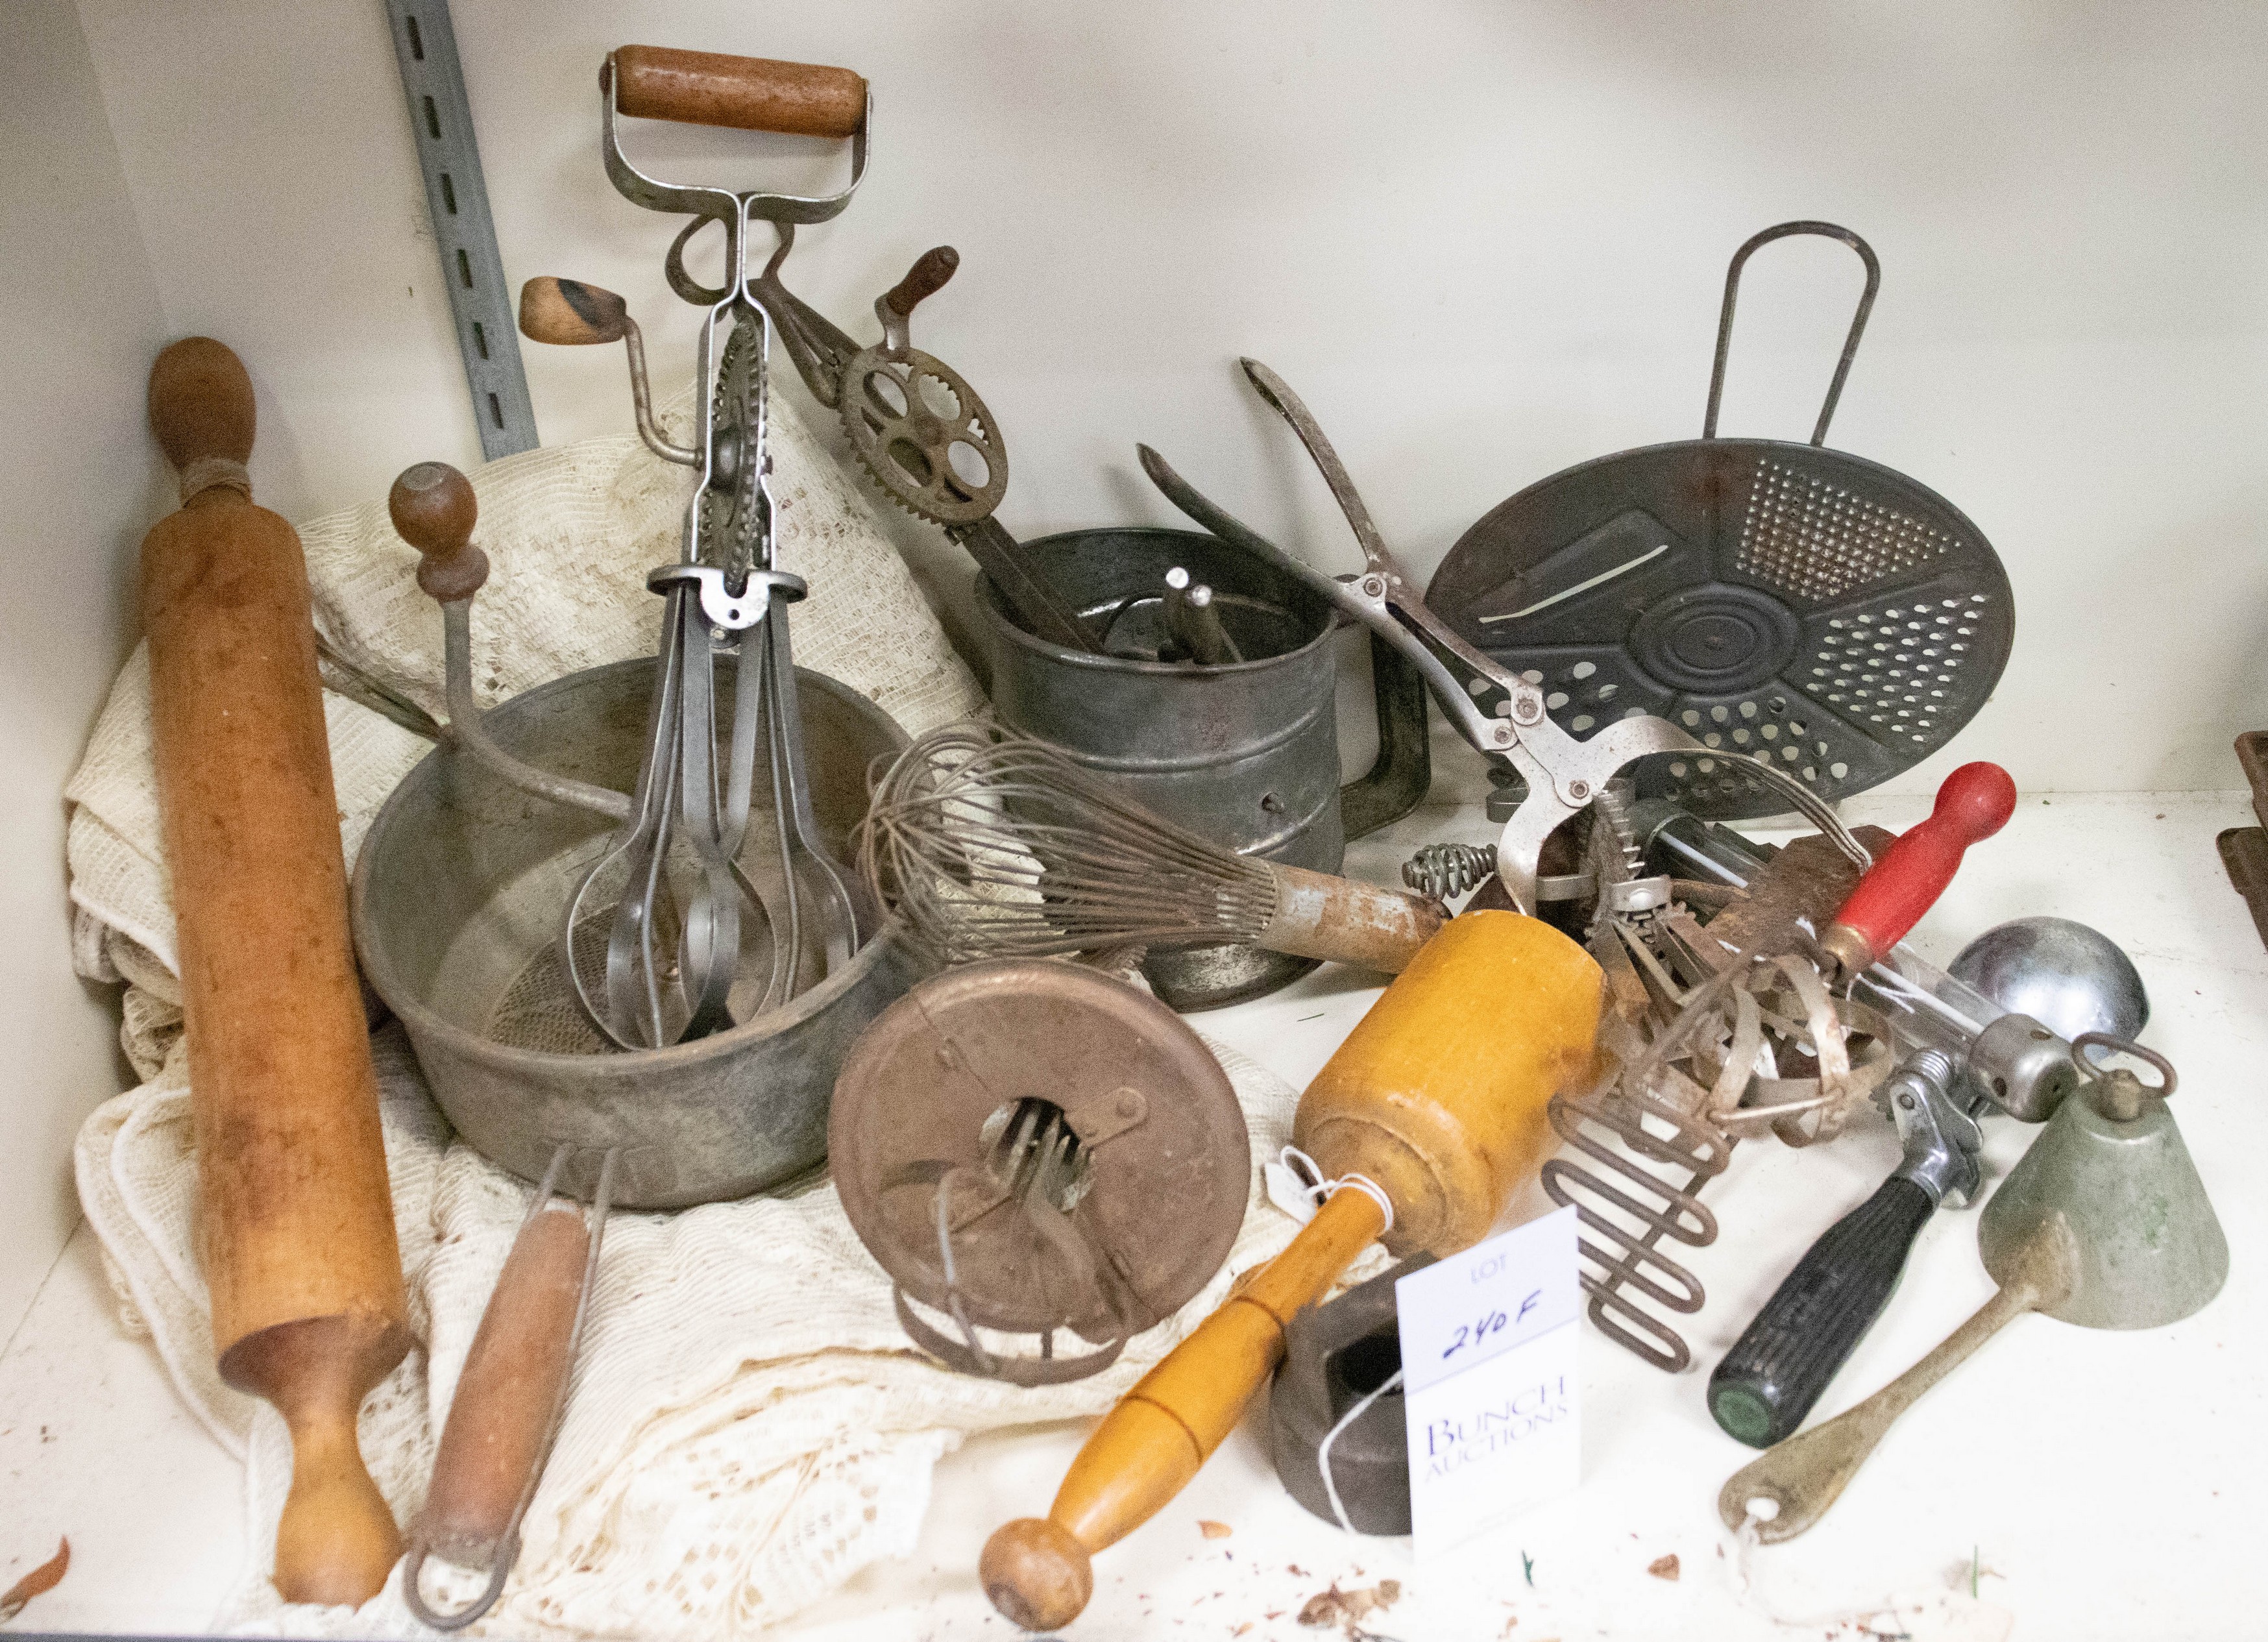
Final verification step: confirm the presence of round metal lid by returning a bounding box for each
[1428,437,2013,818]
[828,959,1250,1340]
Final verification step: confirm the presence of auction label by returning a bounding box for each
[1395,1205,1579,1558]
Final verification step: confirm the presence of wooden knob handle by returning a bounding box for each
[388,462,489,602]
[419,1205,589,1566]
[982,1189,1385,1630]
[518,276,628,346]
[881,247,959,317]
[609,45,865,138]
[149,336,254,470]
[224,1312,412,1604]
[1823,762,2017,970]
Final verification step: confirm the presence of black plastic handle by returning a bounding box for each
[1709,1175,1935,1448]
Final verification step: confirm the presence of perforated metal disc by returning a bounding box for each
[1428,439,2013,819]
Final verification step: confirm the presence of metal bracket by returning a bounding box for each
[382,1,539,458]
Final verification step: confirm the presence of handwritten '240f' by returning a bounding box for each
[1441,1311,1507,1360]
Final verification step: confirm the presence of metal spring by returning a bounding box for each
[1402,841,1495,900]
[1539,1080,1734,1374]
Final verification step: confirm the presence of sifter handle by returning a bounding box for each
[610,45,866,138]
[1819,763,2016,974]
[388,462,489,603]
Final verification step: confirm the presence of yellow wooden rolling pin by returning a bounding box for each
[980,909,1604,1629]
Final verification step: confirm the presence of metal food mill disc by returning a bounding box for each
[1429,439,2014,819]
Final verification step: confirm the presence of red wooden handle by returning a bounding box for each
[1822,763,2016,971]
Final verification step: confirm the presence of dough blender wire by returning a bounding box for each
[518,50,874,1048]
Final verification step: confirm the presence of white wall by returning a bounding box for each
[0,0,168,1336]
[61,0,2268,798]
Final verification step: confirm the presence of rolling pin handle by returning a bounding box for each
[388,463,489,603]
[149,336,256,500]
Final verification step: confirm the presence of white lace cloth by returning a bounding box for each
[64,394,1335,1637]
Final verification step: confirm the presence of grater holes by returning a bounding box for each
[1801,592,1991,741]
[1734,459,1955,602]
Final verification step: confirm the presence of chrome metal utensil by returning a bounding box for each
[1949,916,2149,1043]
[1138,360,1853,913]
[509,49,872,1048]
[1722,1035,2227,1541]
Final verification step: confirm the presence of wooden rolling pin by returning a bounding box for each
[981,911,1604,1630]
[144,339,410,1604]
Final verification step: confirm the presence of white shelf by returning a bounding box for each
[2,788,2258,1639]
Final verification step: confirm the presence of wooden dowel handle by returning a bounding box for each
[518,276,628,347]
[1258,864,1446,973]
[981,1189,1387,1632]
[388,462,488,602]
[1820,762,2016,973]
[418,1205,591,1566]
[881,247,959,317]
[610,45,865,138]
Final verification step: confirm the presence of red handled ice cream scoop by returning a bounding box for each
[1816,762,2018,978]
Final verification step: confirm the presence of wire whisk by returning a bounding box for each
[858,723,1445,974]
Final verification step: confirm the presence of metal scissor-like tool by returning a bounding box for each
[1139,359,1847,911]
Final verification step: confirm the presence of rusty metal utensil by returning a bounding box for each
[1139,361,1858,915]
[828,960,1250,1382]
[1427,221,2014,820]
[403,1146,616,1628]
[503,51,882,1048]
[749,225,1099,650]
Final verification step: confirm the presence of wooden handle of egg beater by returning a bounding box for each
[981,1188,1386,1632]
[517,276,629,347]
[982,910,1606,1631]
[609,45,866,138]
[1818,762,2018,974]
[142,339,410,1605]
